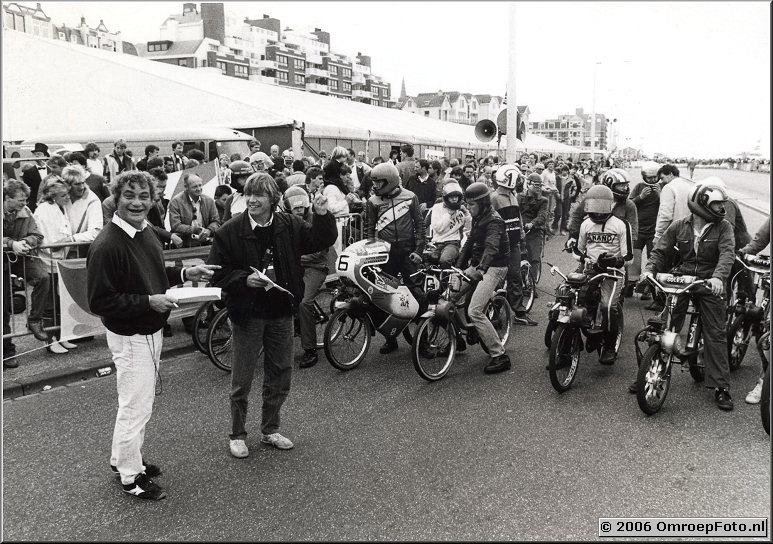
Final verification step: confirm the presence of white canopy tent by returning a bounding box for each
[3,31,582,156]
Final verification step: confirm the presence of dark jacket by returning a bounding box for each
[645,215,735,282]
[207,210,337,325]
[365,188,426,254]
[723,199,751,250]
[3,205,43,250]
[405,174,437,210]
[630,181,665,239]
[518,193,549,232]
[456,207,510,272]
[168,192,221,247]
[741,217,770,255]
[21,165,43,213]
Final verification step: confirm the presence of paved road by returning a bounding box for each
[3,235,769,541]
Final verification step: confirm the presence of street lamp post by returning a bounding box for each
[505,2,518,163]
[591,61,599,160]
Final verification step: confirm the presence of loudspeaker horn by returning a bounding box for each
[475,119,497,142]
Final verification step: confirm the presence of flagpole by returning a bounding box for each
[506,2,518,164]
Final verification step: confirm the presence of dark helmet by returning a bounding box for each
[584,185,614,224]
[600,168,630,202]
[229,160,253,192]
[442,181,464,210]
[370,162,401,197]
[465,182,491,217]
[688,178,728,222]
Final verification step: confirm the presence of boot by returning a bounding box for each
[484,353,511,374]
[599,330,618,365]
[379,336,398,354]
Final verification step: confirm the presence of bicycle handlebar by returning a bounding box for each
[450,266,472,283]
[645,275,708,296]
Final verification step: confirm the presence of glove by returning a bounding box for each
[597,252,622,270]
[520,259,530,268]
[565,238,578,251]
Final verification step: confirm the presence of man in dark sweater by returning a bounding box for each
[207,172,337,460]
[87,170,219,501]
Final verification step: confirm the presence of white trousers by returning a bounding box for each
[106,329,162,485]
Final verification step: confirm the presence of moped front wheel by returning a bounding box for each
[324,309,371,371]
[548,324,581,392]
[412,317,456,381]
[727,314,751,371]
[636,344,672,415]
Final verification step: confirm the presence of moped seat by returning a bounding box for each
[566,272,587,286]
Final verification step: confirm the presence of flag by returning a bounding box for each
[57,248,210,341]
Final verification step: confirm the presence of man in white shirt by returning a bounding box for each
[85,142,104,177]
[653,164,695,243]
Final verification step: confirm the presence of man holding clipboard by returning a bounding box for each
[207,172,337,459]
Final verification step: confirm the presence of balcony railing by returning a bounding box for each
[306,81,328,92]
[306,66,327,77]
[351,88,371,99]
[250,74,277,85]
[352,72,365,85]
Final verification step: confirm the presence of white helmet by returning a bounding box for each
[494,164,522,191]
[640,161,660,184]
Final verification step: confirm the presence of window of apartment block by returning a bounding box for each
[217,61,227,74]
[293,58,304,70]
[329,79,339,90]
[277,54,287,65]
[329,65,339,75]
[235,65,247,75]
[294,74,304,85]
[342,68,351,78]
[343,81,351,91]
[277,71,289,82]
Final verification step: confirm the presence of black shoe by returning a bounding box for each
[299,349,318,368]
[645,300,664,312]
[715,388,734,411]
[3,347,18,368]
[163,323,173,338]
[599,346,616,365]
[27,320,49,341]
[628,381,638,394]
[379,338,398,354]
[456,336,467,352]
[622,282,635,298]
[182,317,194,335]
[514,314,538,326]
[112,460,162,478]
[122,473,166,500]
[640,291,652,301]
[484,354,511,374]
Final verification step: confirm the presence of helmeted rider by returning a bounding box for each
[491,164,537,326]
[576,185,633,365]
[425,181,472,268]
[629,161,665,301]
[641,180,736,410]
[222,160,254,222]
[364,162,426,354]
[455,182,512,374]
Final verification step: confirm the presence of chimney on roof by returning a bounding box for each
[315,27,321,32]
[36,2,41,9]
[264,14,270,18]
[80,16,86,25]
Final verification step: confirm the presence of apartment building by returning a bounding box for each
[530,107,608,150]
[3,2,135,54]
[136,3,394,107]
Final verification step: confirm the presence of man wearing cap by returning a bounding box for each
[518,173,549,277]
[104,139,135,184]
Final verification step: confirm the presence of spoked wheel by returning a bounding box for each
[324,309,371,371]
[636,344,672,414]
[727,315,751,371]
[532,261,542,284]
[481,295,511,354]
[192,301,217,354]
[521,267,536,312]
[688,336,706,382]
[761,365,770,435]
[412,317,456,381]
[548,324,581,392]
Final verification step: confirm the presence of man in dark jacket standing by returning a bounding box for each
[207,173,337,459]
[87,171,219,500]
[456,182,511,374]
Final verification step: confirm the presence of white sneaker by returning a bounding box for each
[229,439,249,458]
[47,337,69,354]
[745,379,764,404]
[59,339,77,349]
[260,432,294,450]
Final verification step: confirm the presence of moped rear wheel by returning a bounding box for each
[761,365,770,435]
[636,344,672,415]
[482,295,511,354]
[192,301,216,354]
[412,317,456,381]
[727,314,751,371]
[324,309,371,371]
[548,324,581,392]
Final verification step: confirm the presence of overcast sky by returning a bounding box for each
[35,1,771,158]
